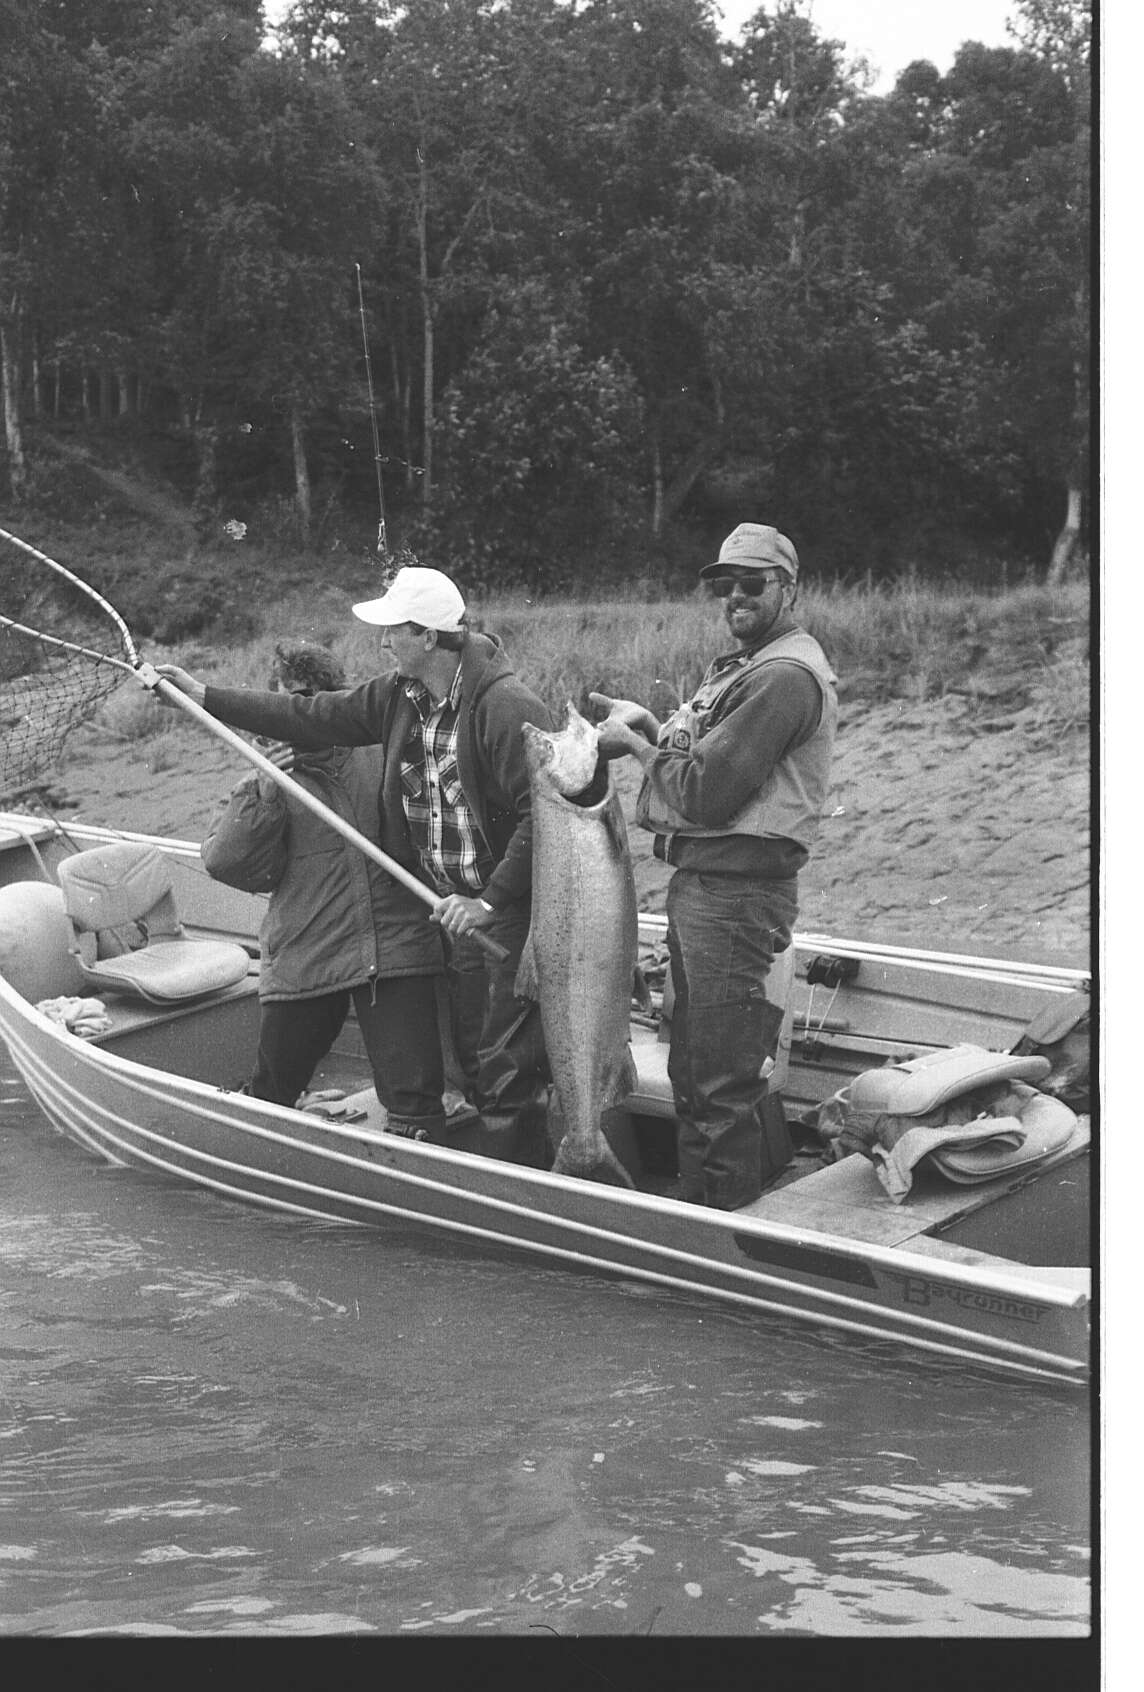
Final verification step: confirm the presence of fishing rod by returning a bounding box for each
[355,261,389,559]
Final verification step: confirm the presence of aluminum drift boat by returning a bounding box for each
[0,811,1091,1387]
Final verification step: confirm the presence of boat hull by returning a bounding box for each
[0,811,1090,1386]
[0,972,1088,1386]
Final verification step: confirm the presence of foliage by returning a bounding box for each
[0,0,1093,585]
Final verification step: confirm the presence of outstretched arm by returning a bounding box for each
[152,664,394,751]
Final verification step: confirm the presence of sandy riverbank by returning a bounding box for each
[52,683,1090,972]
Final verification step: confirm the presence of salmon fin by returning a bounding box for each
[514,928,539,1001]
[603,796,628,858]
[603,1044,639,1107]
[631,964,653,1015]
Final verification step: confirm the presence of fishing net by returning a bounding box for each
[0,527,507,959]
[0,529,136,807]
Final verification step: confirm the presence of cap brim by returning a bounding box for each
[698,560,795,580]
[352,597,405,625]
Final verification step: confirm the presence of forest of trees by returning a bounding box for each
[0,0,1092,588]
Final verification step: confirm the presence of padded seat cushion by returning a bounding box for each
[80,938,250,1004]
[931,1085,1078,1182]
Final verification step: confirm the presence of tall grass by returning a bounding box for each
[107,576,1090,743]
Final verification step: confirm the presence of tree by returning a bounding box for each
[432,277,642,585]
[1008,0,1092,578]
[117,7,382,533]
[549,0,760,535]
[0,0,96,493]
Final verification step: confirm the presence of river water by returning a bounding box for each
[0,1056,1093,1649]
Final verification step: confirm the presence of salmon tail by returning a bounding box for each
[514,928,539,1001]
[551,1137,636,1190]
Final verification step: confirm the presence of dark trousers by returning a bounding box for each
[666,869,798,1210]
[248,977,446,1135]
[444,900,550,1162]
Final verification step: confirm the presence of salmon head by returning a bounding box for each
[522,701,603,799]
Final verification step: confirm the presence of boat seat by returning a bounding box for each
[57,841,251,1005]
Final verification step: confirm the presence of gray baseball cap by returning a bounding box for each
[699,523,799,580]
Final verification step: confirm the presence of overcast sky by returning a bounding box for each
[262,2,1018,92]
[713,1,1016,88]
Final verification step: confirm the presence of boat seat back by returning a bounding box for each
[57,842,250,1005]
[0,879,88,1003]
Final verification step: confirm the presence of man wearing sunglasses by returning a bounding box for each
[592,523,837,1211]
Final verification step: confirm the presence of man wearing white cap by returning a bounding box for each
[592,524,837,1211]
[157,565,555,1159]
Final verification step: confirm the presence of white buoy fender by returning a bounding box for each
[0,879,86,1002]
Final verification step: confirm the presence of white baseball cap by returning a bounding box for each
[352,566,466,631]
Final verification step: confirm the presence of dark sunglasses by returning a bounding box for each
[707,573,783,598]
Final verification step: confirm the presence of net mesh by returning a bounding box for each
[1,548,132,807]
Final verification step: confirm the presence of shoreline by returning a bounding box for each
[51,687,1090,973]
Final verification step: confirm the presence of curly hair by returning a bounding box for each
[269,641,347,694]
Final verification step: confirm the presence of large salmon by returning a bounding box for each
[516,702,638,1189]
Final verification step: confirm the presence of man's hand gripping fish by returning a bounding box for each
[516,702,641,1189]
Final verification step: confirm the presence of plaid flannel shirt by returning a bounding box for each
[400,665,496,896]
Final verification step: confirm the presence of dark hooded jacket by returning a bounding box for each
[200,744,443,1000]
[204,632,553,910]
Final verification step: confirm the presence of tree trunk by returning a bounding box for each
[417,145,434,511]
[291,405,312,539]
[788,198,808,269]
[654,375,725,535]
[659,430,723,529]
[30,328,42,421]
[191,422,219,538]
[391,343,416,491]
[1047,482,1083,584]
[403,367,415,490]
[650,428,665,537]
[1,314,28,496]
[98,367,114,422]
